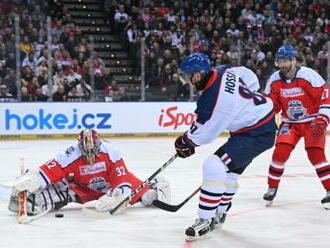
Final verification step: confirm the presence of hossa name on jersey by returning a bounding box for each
[185,65,275,146]
[264,66,330,123]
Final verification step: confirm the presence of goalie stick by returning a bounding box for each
[153,186,200,212]
[109,154,178,215]
[1,158,52,224]
[18,158,28,224]
[17,209,52,224]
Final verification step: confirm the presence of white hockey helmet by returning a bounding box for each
[78,129,101,164]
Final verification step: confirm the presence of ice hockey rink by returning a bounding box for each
[0,137,329,248]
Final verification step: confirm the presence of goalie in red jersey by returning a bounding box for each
[263,45,330,209]
[7,129,170,215]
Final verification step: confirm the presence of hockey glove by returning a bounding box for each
[175,135,195,158]
[140,176,171,206]
[95,187,129,213]
[310,114,329,139]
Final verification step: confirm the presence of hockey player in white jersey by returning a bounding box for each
[175,53,276,241]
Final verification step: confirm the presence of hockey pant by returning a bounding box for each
[267,122,330,190]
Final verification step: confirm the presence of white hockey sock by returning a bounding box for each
[217,172,239,214]
[198,155,228,219]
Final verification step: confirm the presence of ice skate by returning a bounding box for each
[185,218,215,241]
[321,192,330,210]
[214,202,231,229]
[214,212,227,229]
[263,187,278,207]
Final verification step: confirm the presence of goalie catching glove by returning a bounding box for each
[310,114,329,139]
[94,185,130,213]
[94,177,171,213]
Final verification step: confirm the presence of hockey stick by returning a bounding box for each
[109,154,178,215]
[18,158,28,224]
[17,209,52,224]
[2,158,52,224]
[153,186,200,212]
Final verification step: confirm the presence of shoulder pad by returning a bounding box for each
[296,67,326,87]
[56,144,81,168]
[264,71,281,95]
[99,140,123,163]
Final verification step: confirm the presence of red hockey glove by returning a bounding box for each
[175,136,195,158]
[310,114,329,139]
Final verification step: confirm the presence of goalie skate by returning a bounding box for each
[185,218,215,241]
[263,187,278,207]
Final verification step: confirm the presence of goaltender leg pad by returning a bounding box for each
[8,192,20,213]
[5,170,43,194]
[8,179,77,215]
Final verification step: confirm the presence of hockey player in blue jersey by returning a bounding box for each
[175,52,277,241]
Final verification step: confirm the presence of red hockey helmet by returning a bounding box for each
[78,129,101,164]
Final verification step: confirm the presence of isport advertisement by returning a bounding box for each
[0,102,196,135]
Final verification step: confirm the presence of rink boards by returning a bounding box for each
[0,102,196,140]
[0,102,329,140]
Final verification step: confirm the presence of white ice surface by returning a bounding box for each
[0,137,329,248]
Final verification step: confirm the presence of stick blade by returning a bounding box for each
[18,215,29,224]
[152,200,181,212]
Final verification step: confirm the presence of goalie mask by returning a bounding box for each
[78,129,101,164]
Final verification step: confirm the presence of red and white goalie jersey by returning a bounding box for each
[38,140,149,204]
[264,66,330,123]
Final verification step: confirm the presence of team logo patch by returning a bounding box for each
[280,88,304,98]
[286,100,307,120]
[65,146,75,156]
[80,162,106,175]
[278,123,291,135]
[89,177,109,193]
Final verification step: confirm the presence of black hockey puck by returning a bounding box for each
[55,213,64,218]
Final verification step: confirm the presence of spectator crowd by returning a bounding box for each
[114,0,329,98]
[0,0,114,102]
[0,0,329,101]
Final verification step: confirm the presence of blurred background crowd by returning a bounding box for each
[0,0,329,102]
